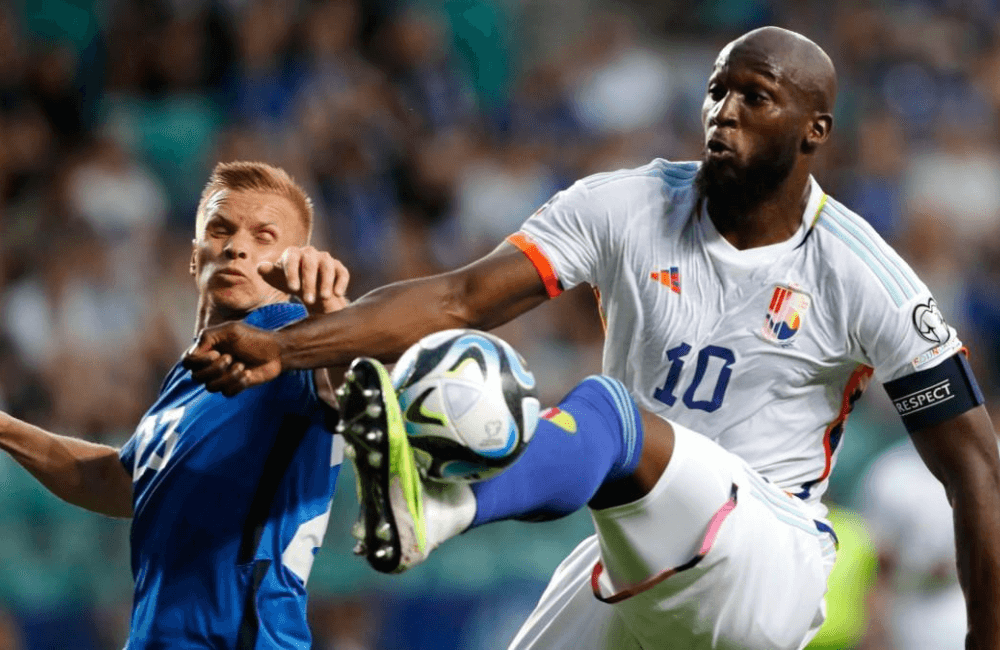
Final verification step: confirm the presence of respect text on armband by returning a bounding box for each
[883,353,984,433]
[892,380,954,416]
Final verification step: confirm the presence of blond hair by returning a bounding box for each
[195,161,314,241]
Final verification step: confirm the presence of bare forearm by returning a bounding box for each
[279,249,547,370]
[278,275,468,369]
[909,407,1000,648]
[954,469,1000,649]
[0,414,133,518]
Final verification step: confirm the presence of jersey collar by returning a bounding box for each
[697,175,826,268]
[244,302,308,331]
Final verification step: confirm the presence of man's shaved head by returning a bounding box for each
[718,26,837,113]
[697,27,838,224]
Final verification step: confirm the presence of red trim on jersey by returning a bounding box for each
[593,288,607,334]
[818,364,874,483]
[507,232,562,298]
[590,484,738,604]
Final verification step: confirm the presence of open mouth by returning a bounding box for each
[707,139,732,155]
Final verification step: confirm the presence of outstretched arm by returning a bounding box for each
[909,405,1000,650]
[185,243,549,393]
[280,243,547,366]
[0,412,133,518]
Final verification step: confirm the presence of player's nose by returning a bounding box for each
[223,236,249,259]
[708,92,739,128]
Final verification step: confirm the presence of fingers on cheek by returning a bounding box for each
[302,259,319,303]
[335,262,350,295]
[286,250,302,291]
[319,260,335,299]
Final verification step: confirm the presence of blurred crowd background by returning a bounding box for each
[0,0,997,647]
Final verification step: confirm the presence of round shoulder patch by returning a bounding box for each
[912,298,951,344]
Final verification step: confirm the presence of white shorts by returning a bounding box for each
[508,424,838,650]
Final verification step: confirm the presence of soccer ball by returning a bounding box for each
[391,329,540,482]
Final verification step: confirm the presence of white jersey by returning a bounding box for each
[512,159,961,513]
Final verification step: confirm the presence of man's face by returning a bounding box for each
[191,188,307,315]
[697,42,807,208]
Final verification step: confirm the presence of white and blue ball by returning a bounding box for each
[391,329,540,482]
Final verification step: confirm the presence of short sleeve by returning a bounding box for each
[512,179,615,296]
[852,277,963,384]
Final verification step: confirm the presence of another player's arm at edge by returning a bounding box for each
[0,411,133,518]
[186,243,549,392]
[909,405,1000,650]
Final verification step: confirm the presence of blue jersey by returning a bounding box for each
[119,303,342,649]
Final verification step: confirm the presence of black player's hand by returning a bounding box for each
[183,322,283,396]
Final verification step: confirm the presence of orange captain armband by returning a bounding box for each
[506,232,563,298]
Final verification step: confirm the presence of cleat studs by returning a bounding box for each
[352,521,365,540]
[363,388,378,399]
[335,385,348,399]
[335,421,346,433]
[344,444,356,460]
[368,451,383,468]
[366,404,383,418]
[374,545,394,560]
[353,541,366,556]
[376,521,392,540]
[366,429,382,443]
[345,369,356,383]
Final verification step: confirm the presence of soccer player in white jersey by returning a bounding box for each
[184,27,1000,649]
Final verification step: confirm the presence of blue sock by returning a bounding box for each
[470,375,644,527]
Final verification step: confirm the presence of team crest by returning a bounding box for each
[650,267,681,294]
[761,285,811,343]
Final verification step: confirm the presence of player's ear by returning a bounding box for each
[802,113,833,154]
[190,241,198,277]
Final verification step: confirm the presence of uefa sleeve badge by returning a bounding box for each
[760,285,811,344]
[912,298,951,345]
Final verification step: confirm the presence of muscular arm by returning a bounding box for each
[186,243,550,392]
[281,243,548,368]
[0,413,133,518]
[909,405,1000,650]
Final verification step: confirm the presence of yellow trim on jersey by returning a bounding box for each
[810,194,828,229]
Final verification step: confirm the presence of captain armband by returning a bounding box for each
[883,353,985,433]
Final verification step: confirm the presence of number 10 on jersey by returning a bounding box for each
[653,343,735,413]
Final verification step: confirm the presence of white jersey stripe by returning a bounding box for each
[584,160,698,192]
[583,161,663,189]
[822,203,917,297]
[586,169,661,190]
[747,489,822,536]
[656,168,700,191]
[827,198,921,295]
[823,200,919,296]
[816,214,907,306]
[742,469,813,526]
